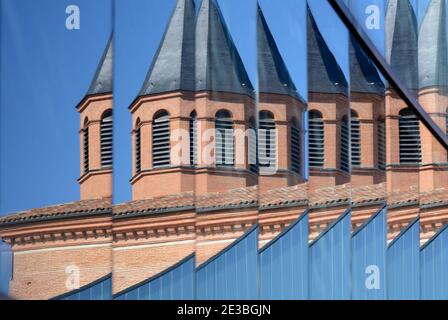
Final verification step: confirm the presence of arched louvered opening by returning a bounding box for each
[215,110,234,167]
[100,110,113,168]
[308,110,324,168]
[350,110,361,167]
[190,111,198,166]
[341,115,350,172]
[248,117,258,174]
[377,117,386,170]
[135,119,142,174]
[259,111,276,168]
[152,110,170,168]
[291,117,301,174]
[399,108,421,164]
[83,117,89,174]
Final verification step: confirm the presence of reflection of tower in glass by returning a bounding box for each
[256,4,308,248]
[418,0,448,241]
[307,7,350,239]
[349,34,386,229]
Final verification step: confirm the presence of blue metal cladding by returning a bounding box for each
[310,210,351,300]
[259,211,309,300]
[351,207,387,300]
[421,224,448,300]
[196,225,258,300]
[53,274,112,300]
[387,218,420,300]
[114,254,195,300]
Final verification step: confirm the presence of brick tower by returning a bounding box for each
[384,0,420,196]
[257,5,306,194]
[418,0,448,192]
[193,0,257,196]
[349,34,386,188]
[307,7,350,192]
[129,0,196,200]
[77,35,113,201]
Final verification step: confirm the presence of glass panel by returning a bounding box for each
[257,0,308,300]
[194,0,258,300]
[112,0,196,299]
[307,1,351,241]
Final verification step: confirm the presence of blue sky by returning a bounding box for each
[0,0,112,215]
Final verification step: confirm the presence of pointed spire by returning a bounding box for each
[195,0,254,97]
[139,0,196,96]
[257,5,304,102]
[307,7,348,95]
[87,33,113,95]
[419,0,448,89]
[385,0,418,90]
[350,35,385,94]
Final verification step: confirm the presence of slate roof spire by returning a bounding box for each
[87,33,113,95]
[257,4,304,102]
[139,0,196,96]
[418,0,448,89]
[349,35,385,94]
[195,0,254,97]
[385,0,418,90]
[307,7,348,95]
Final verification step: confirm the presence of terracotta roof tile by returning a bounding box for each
[260,184,307,209]
[196,186,258,212]
[0,199,111,226]
[113,192,194,218]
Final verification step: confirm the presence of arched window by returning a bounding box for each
[248,117,258,174]
[377,117,386,170]
[350,110,361,167]
[152,110,170,168]
[341,115,350,172]
[259,111,276,168]
[308,110,324,168]
[135,119,141,174]
[291,117,301,174]
[215,110,234,166]
[83,118,89,174]
[100,110,113,168]
[399,108,421,164]
[190,111,198,166]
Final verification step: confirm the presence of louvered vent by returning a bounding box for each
[152,111,170,168]
[190,112,198,166]
[215,110,234,167]
[259,111,276,168]
[135,127,141,174]
[249,118,258,174]
[100,111,113,168]
[350,110,361,167]
[308,111,324,168]
[291,121,301,174]
[341,116,350,172]
[377,119,386,170]
[83,127,89,174]
[399,108,421,164]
